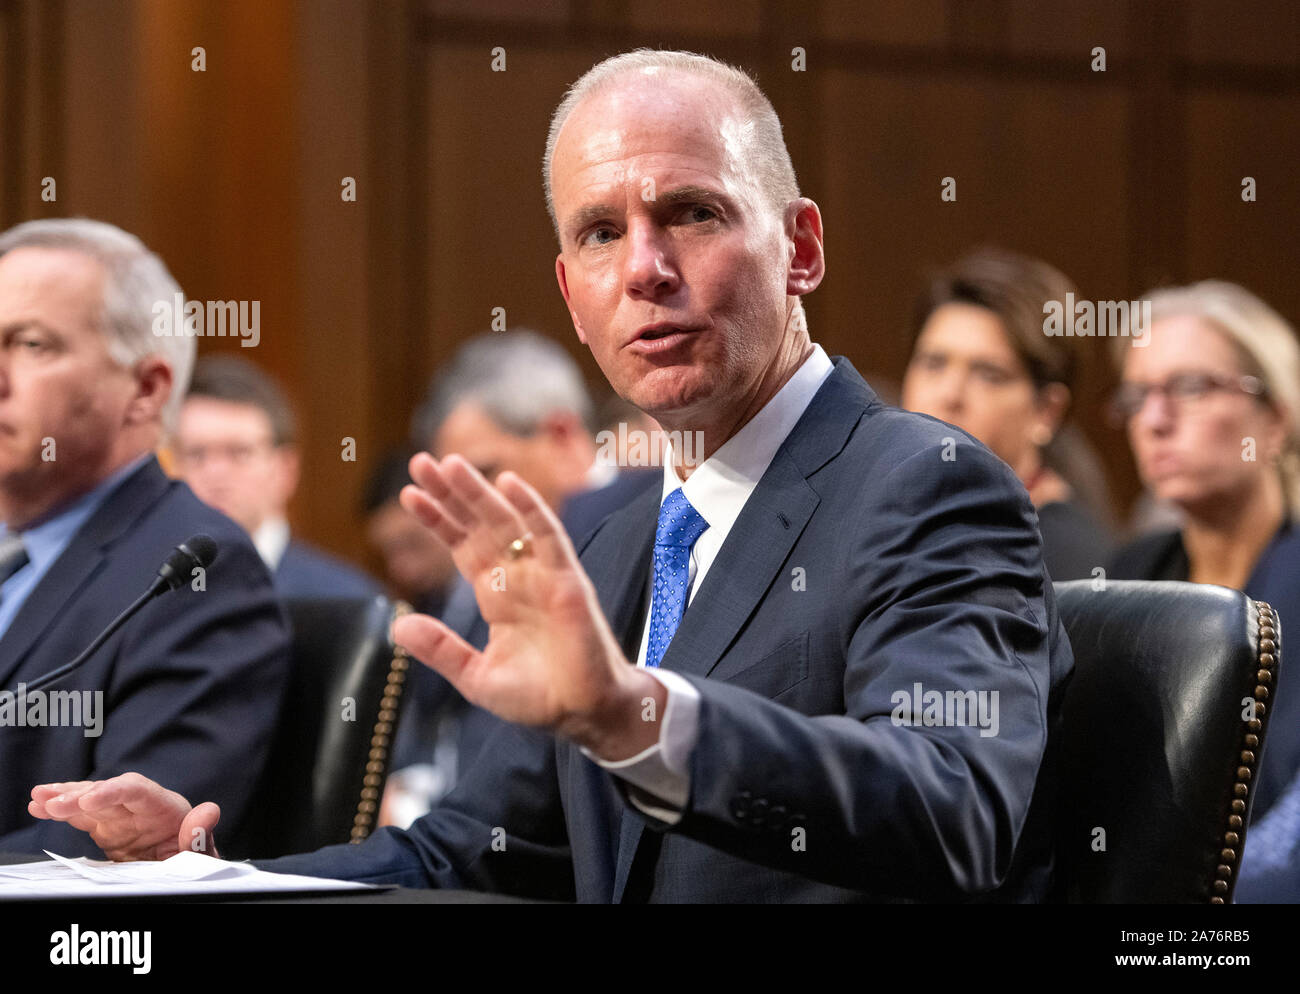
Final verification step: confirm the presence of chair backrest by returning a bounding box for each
[247,596,410,859]
[1052,580,1281,903]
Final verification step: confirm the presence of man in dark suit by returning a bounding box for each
[175,356,380,600]
[0,218,291,858]
[30,50,1072,901]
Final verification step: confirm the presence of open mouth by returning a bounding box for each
[629,325,699,355]
[636,323,695,341]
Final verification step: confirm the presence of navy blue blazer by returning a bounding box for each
[275,539,381,600]
[0,457,291,858]
[259,359,1074,901]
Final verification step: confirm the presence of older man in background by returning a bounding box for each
[0,218,289,858]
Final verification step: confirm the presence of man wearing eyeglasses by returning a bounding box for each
[174,356,380,599]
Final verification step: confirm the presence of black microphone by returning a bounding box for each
[149,534,219,596]
[15,535,219,696]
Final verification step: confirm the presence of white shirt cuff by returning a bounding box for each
[580,668,701,824]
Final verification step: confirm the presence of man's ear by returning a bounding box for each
[556,253,587,345]
[125,356,173,427]
[785,198,825,298]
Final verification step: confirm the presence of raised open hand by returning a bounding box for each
[394,453,655,756]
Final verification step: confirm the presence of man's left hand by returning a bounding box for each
[394,453,664,760]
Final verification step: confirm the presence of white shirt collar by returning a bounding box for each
[660,342,834,536]
[252,517,291,571]
[583,454,619,492]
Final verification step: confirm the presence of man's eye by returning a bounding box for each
[10,334,48,352]
[682,205,718,224]
[912,353,946,372]
[582,226,618,247]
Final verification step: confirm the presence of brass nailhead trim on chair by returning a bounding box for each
[350,601,413,844]
[1212,601,1278,904]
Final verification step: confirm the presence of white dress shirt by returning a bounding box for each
[583,343,835,822]
[251,517,291,573]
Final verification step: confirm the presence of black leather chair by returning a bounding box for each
[246,596,411,859]
[1052,580,1282,903]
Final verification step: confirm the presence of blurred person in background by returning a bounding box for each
[383,329,657,826]
[1108,280,1300,827]
[0,218,289,858]
[174,356,380,599]
[901,247,1114,580]
[363,448,457,617]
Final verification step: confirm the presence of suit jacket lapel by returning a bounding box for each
[0,458,169,685]
[657,358,873,680]
[610,357,877,901]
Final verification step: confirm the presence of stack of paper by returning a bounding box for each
[0,849,376,899]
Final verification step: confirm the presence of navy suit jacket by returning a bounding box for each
[0,457,291,858]
[259,359,1074,901]
[275,540,381,600]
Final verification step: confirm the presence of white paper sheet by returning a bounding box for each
[0,850,376,899]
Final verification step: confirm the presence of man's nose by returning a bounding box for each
[622,223,679,300]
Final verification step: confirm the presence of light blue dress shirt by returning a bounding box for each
[0,455,151,641]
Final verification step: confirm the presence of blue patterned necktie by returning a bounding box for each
[645,488,709,669]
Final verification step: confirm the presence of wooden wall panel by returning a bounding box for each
[816,68,1132,497]
[1184,0,1300,69]
[1184,89,1300,322]
[423,43,602,389]
[817,0,946,46]
[0,1,12,228]
[1,0,1296,558]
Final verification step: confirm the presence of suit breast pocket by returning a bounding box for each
[717,631,810,702]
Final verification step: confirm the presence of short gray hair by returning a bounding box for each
[411,329,594,447]
[543,49,800,242]
[0,218,193,433]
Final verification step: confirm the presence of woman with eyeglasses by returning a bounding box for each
[1108,280,1300,837]
[901,247,1115,581]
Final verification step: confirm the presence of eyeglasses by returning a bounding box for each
[1108,372,1265,424]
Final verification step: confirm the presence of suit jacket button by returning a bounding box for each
[750,798,769,828]
[730,791,752,821]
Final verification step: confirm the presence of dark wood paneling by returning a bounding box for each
[4,0,1297,558]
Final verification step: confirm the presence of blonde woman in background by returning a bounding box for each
[1108,281,1300,834]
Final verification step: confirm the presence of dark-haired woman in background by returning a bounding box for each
[901,247,1114,581]
[1108,280,1300,833]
